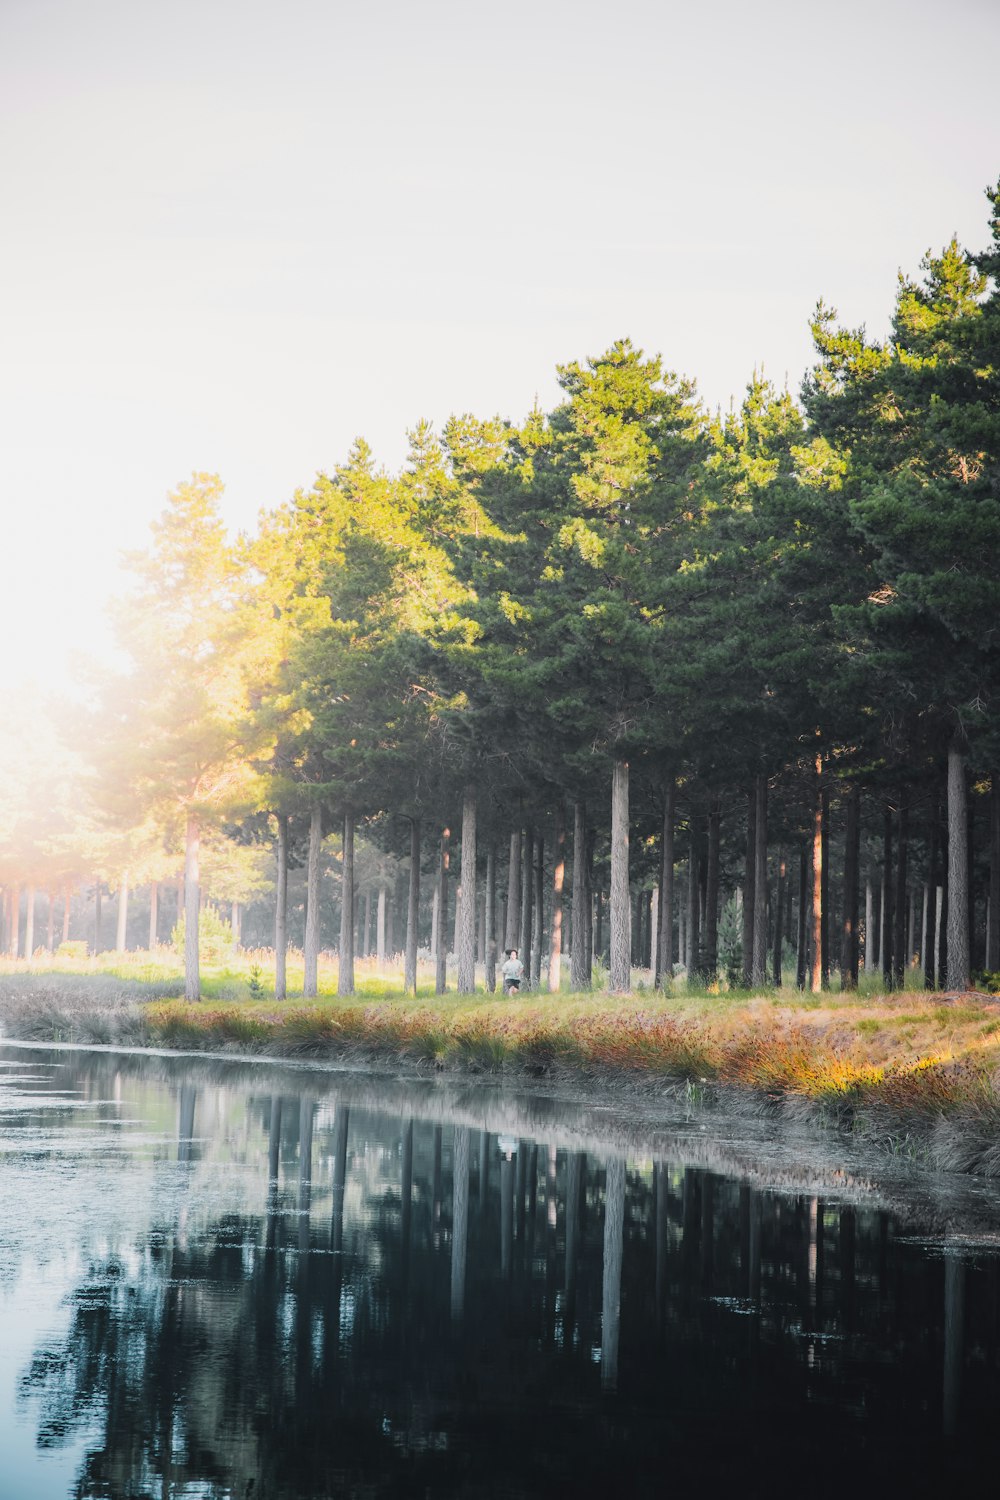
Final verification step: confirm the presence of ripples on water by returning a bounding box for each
[0,1043,999,1499]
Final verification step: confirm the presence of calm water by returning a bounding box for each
[1,1043,999,1500]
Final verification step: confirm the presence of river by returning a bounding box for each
[0,1041,998,1498]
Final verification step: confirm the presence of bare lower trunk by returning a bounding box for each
[686,846,699,975]
[893,802,909,989]
[752,774,768,985]
[405,818,420,995]
[531,836,543,988]
[864,879,874,973]
[811,756,822,994]
[25,885,35,961]
[519,827,533,979]
[231,899,240,945]
[184,814,200,1001]
[458,784,477,994]
[571,800,589,990]
[62,882,71,945]
[548,802,565,993]
[882,804,894,992]
[820,788,830,985]
[742,786,756,986]
[338,810,355,997]
[275,813,288,1000]
[485,842,497,992]
[149,881,159,949]
[94,882,101,956]
[658,781,674,988]
[304,802,323,997]
[8,885,19,957]
[705,796,720,979]
[115,871,128,953]
[947,741,970,990]
[505,830,522,951]
[772,854,785,987]
[436,825,450,995]
[46,888,55,952]
[797,845,808,989]
[989,776,1000,973]
[841,786,860,988]
[609,759,630,993]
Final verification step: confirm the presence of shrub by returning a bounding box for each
[171,910,236,964]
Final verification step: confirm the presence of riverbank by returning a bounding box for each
[3,971,1000,1173]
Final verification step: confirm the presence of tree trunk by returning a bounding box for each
[705,796,721,980]
[485,841,497,993]
[594,889,604,968]
[742,786,756,986]
[112,872,127,953]
[377,887,387,966]
[275,813,288,1001]
[149,881,159,950]
[687,844,700,976]
[458,784,477,994]
[405,817,420,995]
[989,776,1000,973]
[797,845,808,989]
[531,835,544,988]
[882,804,894,992]
[820,788,829,986]
[841,786,860,989]
[811,755,823,994]
[46,888,55,953]
[62,881,71,945]
[609,759,631,993]
[94,881,101,956]
[25,885,35,960]
[505,829,522,951]
[772,853,785,987]
[304,802,322,997]
[436,824,450,995]
[519,826,533,972]
[752,774,768,986]
[658,780,675,988]
[548,802,565,993]
[893,802,909,989]
[571,800,589,990]
[184,815,200,1001]
[338,810,355,997]
[864,879,874,974]
[231,898,240,945]
[947,740,970,990]
[362,889,372,960]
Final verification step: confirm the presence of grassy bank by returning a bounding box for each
[1,960,1000,1158]
[4,958,1000,1171]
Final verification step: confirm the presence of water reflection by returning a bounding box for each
[1,1045,999,1498]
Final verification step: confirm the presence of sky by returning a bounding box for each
[2,0,999,692]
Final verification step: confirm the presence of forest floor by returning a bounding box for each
[2,950,1000,1173]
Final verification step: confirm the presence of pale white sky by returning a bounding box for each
[2,0,999,692]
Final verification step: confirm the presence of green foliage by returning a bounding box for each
[716,893,744,990]
[171,909,236,965]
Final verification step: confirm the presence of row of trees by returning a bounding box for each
[4,183,999,1000]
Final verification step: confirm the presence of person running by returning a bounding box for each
[501,948,524,995]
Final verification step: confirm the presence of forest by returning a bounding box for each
[2,181,999,1005]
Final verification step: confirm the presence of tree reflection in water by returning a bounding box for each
[6,1047,1000,1498]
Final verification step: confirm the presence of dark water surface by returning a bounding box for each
[1,1042,999,1500]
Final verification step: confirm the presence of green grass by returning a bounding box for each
[4,950,1000,1131]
